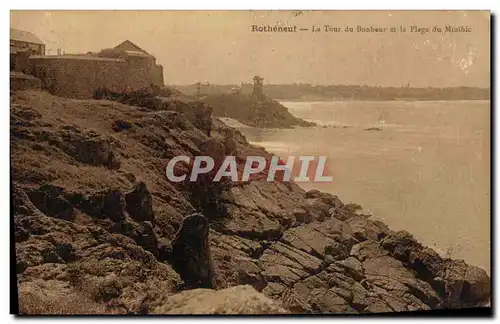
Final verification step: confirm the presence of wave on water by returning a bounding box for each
[248,141,299,154]
[218,117,252,129]
[280,101,335,107]
[304,119,346,127]
[304,119,402,129]
[372,122,404,128]
[280,102,317,112]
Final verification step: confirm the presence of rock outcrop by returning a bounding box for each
[11,90,490,315]
[204,93,315,128]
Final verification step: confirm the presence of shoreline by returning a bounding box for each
[251,151,490,275]
[231,119,490,274]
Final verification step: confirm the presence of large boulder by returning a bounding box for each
[152,285,288,314]
[67,188,126,222]
[381,230,491,308]
[442,259,491,308]
[157,99,213,136]
[39,127,121,169]
[259,242,323,286]
[27,184,74,221]
[170,213,213,289]
[125,181,154,224]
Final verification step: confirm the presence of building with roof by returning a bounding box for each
[10,28,45,56]
[25,39,165,99]
[113,40,164,87]
[113,40,150,55]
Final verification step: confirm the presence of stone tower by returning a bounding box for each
[195,82,201,99]
[252,75,264,100]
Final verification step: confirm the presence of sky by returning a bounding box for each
[10,10,491,87]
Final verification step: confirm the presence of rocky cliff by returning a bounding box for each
[203,93,315,128]
[12,90,490,315]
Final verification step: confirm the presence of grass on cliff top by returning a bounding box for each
[19,290,117,315]
[11,90,171,193]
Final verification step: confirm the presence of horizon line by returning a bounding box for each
[168,83,491,90]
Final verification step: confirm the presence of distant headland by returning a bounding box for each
[175,83,490,101]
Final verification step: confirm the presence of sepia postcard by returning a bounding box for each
[10,10,491,316]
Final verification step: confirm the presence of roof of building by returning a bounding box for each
[10,28,45,45]
[114,40,152,56]
[123,50,152,58]
[28,55,126,62]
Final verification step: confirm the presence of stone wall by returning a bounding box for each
[10,72,41,91]
[125,55,164,87]
[152,64,164,86]
[27,55,159,99]
[11,50,31,73]
[126,56,150,91]
[10,40,45,56]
